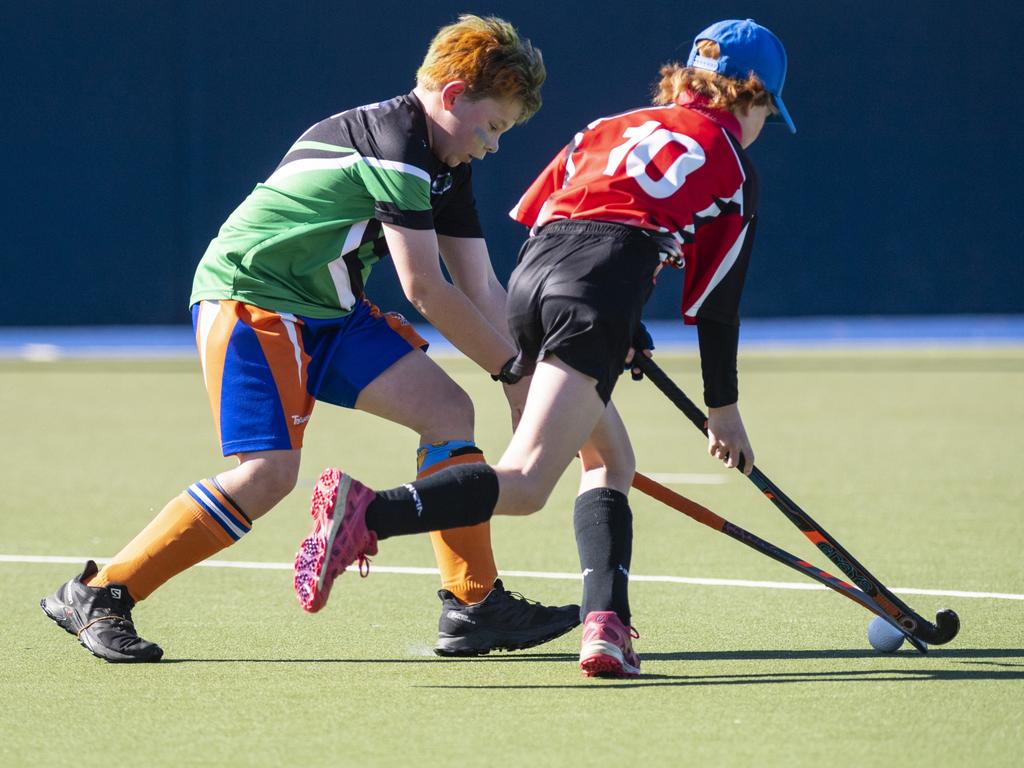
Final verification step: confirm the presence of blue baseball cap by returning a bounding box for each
[686,18,795,134]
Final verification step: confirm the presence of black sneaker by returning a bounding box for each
[434,579,580,656]
[40,560,163,663]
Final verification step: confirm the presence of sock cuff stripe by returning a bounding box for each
[416,450,487,479]
[417,440,482,474]
[202,482,252,531]
[208,477,252,524]
[187,483,250,540]
[200,480,252,530]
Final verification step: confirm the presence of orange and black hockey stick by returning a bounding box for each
[630,472,931,652]
[632,354,959,649]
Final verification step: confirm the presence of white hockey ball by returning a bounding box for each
[868,616,906,652]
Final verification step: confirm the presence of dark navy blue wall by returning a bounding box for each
[3,1,1021,325]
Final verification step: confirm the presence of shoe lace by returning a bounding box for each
[501,585,550,616]
[357,553,372,577]
[504,587,538,605]
[77,613,136,639]
[498,585,558,625]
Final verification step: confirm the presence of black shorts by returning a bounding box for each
[506,220,661,404]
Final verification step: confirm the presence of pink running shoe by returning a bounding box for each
[293,468,378,613]
[579,610,641,678]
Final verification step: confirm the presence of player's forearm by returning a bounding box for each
[437,235,513,345]
[462,276,513,344]
[406,278,516,373]
[696,317,739,407]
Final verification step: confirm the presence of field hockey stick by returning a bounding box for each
[632,354,959,646]
[630,472,929,653]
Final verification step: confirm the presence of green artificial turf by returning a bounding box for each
[1,350,1021,767]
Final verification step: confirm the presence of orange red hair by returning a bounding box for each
[417,15,545,122]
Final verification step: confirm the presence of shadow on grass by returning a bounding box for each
[642,648,1024,661]
[160,652,578,664]
[418,668,1024,690]
[410,648,1024,689]
[161,648,1022,670]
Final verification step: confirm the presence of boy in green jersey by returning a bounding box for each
[41,15,578,662]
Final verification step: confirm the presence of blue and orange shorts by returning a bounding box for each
[191,298,427,456]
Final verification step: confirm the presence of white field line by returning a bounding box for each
[4,554,1022,601]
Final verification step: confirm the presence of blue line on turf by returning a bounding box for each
[1,316,1023,359]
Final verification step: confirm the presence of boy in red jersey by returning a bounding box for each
[292,19,796,677]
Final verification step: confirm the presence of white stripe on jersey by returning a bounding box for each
[339,219,368,257]
[327,258,357,311]
[670,129,747,251]
[324,219,368,312]
[683,221,750,319]
[268,152,431,188]
[362,157,431,184]
[265,155,362,185]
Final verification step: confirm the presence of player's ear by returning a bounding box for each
[440,81,467,111]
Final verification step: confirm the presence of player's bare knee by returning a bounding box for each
[607,455,637,489]
[499,482,549,516]
[247,455,299,504]
[581,455,635,491]
[272,462,301,502]
[520,493,547,515]
[448,385,475,425]
[422,384,475,436]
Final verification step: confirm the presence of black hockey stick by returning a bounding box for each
[631,472,929,653]
[633,354,959,646]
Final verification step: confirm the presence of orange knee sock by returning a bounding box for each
[89,479,252,602]
[418,444,497,604]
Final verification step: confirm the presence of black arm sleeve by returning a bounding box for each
[696,317,739,408]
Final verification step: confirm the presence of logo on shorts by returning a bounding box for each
[291,414,311,426]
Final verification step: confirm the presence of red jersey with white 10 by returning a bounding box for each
[510,103,760,325]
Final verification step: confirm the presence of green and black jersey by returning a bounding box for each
[190,92,482,318]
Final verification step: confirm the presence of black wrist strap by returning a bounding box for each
[491,356,521,384]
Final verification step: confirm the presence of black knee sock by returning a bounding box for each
[365,463,499,540]
[574,487,633,625]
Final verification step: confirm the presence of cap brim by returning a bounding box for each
[770,94,796,134]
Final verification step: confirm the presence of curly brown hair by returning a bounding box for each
[416,15,546,123]
[653,40,777,116]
